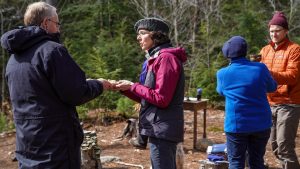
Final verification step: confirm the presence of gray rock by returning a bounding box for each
[100,156,121,163]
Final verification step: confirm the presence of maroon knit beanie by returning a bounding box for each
[268,11,289,30]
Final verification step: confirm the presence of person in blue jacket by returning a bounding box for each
[1,2,111,169]
[216,36,277,169]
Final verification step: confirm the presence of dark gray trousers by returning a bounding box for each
[270,105,300,169]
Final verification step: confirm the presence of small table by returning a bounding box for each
[183,97,209,150]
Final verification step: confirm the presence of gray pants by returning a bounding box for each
[270,105,300,169]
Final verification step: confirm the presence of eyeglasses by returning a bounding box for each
[137,30,151,36]
[269,29,284,34]
[48,19,61,28]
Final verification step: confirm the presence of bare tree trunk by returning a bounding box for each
[268,0,276,11]
[152,0,157,16]
[191,0,200,54]
[172,8,179,46]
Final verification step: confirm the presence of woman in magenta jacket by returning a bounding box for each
[116,18,187,169]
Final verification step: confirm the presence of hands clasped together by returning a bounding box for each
[96,79,134,91]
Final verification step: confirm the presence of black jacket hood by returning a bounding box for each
[1,26,57,54]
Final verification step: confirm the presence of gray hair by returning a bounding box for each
[24,2,57,26]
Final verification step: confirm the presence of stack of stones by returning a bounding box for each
[81,130,102,169]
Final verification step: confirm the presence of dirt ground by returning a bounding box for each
[0,108,299,169]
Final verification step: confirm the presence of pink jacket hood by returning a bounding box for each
[159,47,187,63]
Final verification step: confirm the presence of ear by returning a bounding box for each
[40,18,48,30]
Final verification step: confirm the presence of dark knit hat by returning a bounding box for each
[268,11,289,30]
[134,18,169,34]
[222,36,247,59]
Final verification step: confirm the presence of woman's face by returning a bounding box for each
[137,29,154,51]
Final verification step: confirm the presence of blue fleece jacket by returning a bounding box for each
[216,57,277,133]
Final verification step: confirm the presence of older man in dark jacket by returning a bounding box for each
[1,2,111,169]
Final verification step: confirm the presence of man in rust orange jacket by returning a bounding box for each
[260,11,300,169]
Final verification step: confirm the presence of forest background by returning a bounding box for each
[0,0,300,132]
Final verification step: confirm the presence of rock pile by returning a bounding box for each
[81,130,102,169]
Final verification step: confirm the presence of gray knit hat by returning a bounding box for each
[134,18,169,34]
